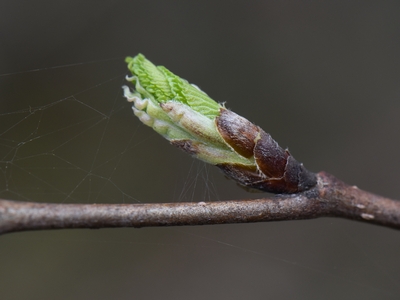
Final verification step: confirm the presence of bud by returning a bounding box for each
[123,54,317,194]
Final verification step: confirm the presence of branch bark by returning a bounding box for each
[1,172,400,235]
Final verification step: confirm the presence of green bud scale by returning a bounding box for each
[123,54,317,194]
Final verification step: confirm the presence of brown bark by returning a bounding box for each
[1,172,400,235]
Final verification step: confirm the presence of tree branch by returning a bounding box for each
[1,172,400,235]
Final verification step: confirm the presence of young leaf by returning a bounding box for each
[123,54,317,193]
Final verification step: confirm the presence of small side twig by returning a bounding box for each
[1,172,400,235]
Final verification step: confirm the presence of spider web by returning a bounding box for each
[0,58,224,205]
[1,59,143,204]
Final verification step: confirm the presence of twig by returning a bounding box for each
[1,172,400,235]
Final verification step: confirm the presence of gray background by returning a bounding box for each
[1,1,400,299]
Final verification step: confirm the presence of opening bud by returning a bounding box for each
[124,54,317,194]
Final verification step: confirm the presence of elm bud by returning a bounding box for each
[124,54,317,194]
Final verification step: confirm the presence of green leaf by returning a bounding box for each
[126,54,220,118]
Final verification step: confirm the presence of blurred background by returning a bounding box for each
[1,1,400,299]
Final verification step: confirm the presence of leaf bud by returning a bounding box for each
[123,54,317,193]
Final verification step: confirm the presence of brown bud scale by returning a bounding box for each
[216,109,258,158]
[216,108,317,194]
